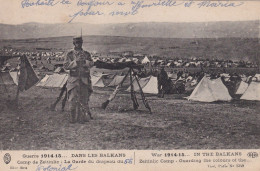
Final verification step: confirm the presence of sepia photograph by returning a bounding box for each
[0,0,259,153]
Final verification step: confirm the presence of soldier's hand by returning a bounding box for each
[69,60,77,69]
[76,60,86,67]
[85,60,94,68]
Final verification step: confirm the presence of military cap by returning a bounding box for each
[73,36,83,43]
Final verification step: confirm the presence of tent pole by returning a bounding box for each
[15,85,19,106]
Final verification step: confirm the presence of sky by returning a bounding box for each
[0,0,259,24]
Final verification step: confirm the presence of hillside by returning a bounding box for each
[0,36,259,62]
[0,20,259,39]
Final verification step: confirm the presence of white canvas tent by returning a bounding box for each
[126,76,150,92]
[0,72,15,85]
[91,75,105,87]
[252,74,260,82]
[141,56,150,64]
[142,76,158,94]
[188,76,232,102]
[235,81,248,95]
[107,75,125,87]
[9,71,18,85]
[37,74,68,88]
[107,75,130,87]
[54,67,65,73]
[240,81,260,101]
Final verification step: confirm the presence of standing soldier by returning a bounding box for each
[157,66,168,98]
[63,36,94,124]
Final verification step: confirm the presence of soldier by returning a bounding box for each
[63,36,94,123]
[157,66,168,98]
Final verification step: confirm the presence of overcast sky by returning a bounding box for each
[0,0,259,24]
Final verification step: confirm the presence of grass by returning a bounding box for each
[0,85,259,150]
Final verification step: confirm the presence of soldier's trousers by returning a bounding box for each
[67,82,92,123]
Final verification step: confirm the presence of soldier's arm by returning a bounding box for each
[63,51,77,70]
[83,51,94,68]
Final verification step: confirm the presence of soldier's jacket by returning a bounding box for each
[63,49,94,91]
[157,70,168,85]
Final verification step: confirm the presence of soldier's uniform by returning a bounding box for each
[63,37,94,123]
[157,67,168,98]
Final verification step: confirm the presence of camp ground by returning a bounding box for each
[0,20,259,151]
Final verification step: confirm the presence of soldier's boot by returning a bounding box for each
[161,90,165,98]
[75,103,85,124]
[157,89,160,97]
[85,103,93,120]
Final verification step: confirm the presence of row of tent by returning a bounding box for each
[2,71,259,102]
[188,76,260,102]
[36,74,105,88]
[35,73,159,94]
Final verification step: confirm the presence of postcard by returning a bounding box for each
[0,0,259,170]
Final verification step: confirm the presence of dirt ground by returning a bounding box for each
[0,85,259,150]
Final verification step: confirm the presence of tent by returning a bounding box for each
[54,67,65,73]
[252,74,260,82]
[9,71,18,85]
[141,56,150,64]
[107,75,125,87]
[142,76,158,94]
[0,72,15,85]
[107,75,130,87]
[240,81,260,101]
[37,74,68,88]
[126,76,151,92]
[188,76,232,102]
[91,75,105,87]
[235,81,248,95]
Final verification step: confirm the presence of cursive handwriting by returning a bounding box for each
[77,0,114,6]
[21,0,59,8]
[130,0,183,15]
[19,0,246,23]
[197,1,244,8]
[68,8,104,23]
[35,164,77,171]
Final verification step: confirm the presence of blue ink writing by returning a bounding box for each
[131,0,183,15]
[35,164,77,171]
[109,11,134,16]
[197,1,244,8]
[68,8,104,23]
[77,0,114,7]
[21,0,59,8]
[60,0,71,4]
[117,2,125,5]
[124,158,133,164]
[184,0,194,7]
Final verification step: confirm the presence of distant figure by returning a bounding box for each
[47,57,51,64]
[157,66,168,98]
[63,36,94,124]
[177,70,183,80]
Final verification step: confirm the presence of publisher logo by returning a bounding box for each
[3,153,11,164]
[247,152,258,158]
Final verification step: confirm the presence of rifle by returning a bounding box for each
[50,82,67,111]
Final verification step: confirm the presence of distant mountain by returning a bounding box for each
[0,21,259,39]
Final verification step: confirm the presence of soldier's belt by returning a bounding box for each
[70,70,90,77]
